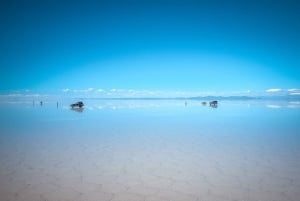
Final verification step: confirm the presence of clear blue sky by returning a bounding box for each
[0,0,299,94]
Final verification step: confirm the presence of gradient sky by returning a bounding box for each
[0,0,299,94]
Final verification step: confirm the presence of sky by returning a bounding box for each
[0,0,299,96]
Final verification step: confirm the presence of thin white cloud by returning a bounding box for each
[25,94,42,97]
[288,88,300,92]
[8,93,22,97]
[62,88,95,93]
[87,88,94,92]
[0,93,45,97]
[62,88,71,92]
[128,89,137,94]
[266,88,282,93]
[58,88,236,98]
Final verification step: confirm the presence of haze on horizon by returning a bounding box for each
[0,0,299,93]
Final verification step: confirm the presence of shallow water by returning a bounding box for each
[0,99,300,201]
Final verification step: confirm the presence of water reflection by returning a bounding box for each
[266,101,300,109]
[0,99,300,201]
[82,100,300,110]
[266,104,281,109]
[48,100,300,110]
[70,107,84,113]
[1,99,300,111]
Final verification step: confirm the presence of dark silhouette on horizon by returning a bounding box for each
[70,101,84,108]
[209,101,218,108]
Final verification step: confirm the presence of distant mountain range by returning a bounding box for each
[189,96,256,100]
[189,95,300,101]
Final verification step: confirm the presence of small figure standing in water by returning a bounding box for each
[56,102,59,108]
[185,101,188,106]
[40,101,43,106]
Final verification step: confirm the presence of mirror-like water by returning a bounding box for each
[0,100,300,201]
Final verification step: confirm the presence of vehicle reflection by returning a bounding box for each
[70,107,84,113]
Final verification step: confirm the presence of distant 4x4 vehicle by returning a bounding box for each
[70,101,84,108]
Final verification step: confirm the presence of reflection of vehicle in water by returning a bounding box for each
[209,101,218,108]
[70,101,84,108]
[70,107,84,113]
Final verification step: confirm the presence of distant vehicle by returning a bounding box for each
[209,101,218,108]
[70,101,84,108]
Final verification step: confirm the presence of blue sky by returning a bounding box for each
[0,0,299,96]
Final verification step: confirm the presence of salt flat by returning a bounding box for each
[0,100,300,201]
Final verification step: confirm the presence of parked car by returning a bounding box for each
[70,101,84,108]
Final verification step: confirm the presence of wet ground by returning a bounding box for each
[0,99,300,201]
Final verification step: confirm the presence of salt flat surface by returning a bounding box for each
[0,100,300,201]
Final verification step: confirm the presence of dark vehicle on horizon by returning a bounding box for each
[209,100,218,108]
[70,101,84,108]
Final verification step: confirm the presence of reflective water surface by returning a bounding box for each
[0,99,300,201]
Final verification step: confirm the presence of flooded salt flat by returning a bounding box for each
[0,99,300,201]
